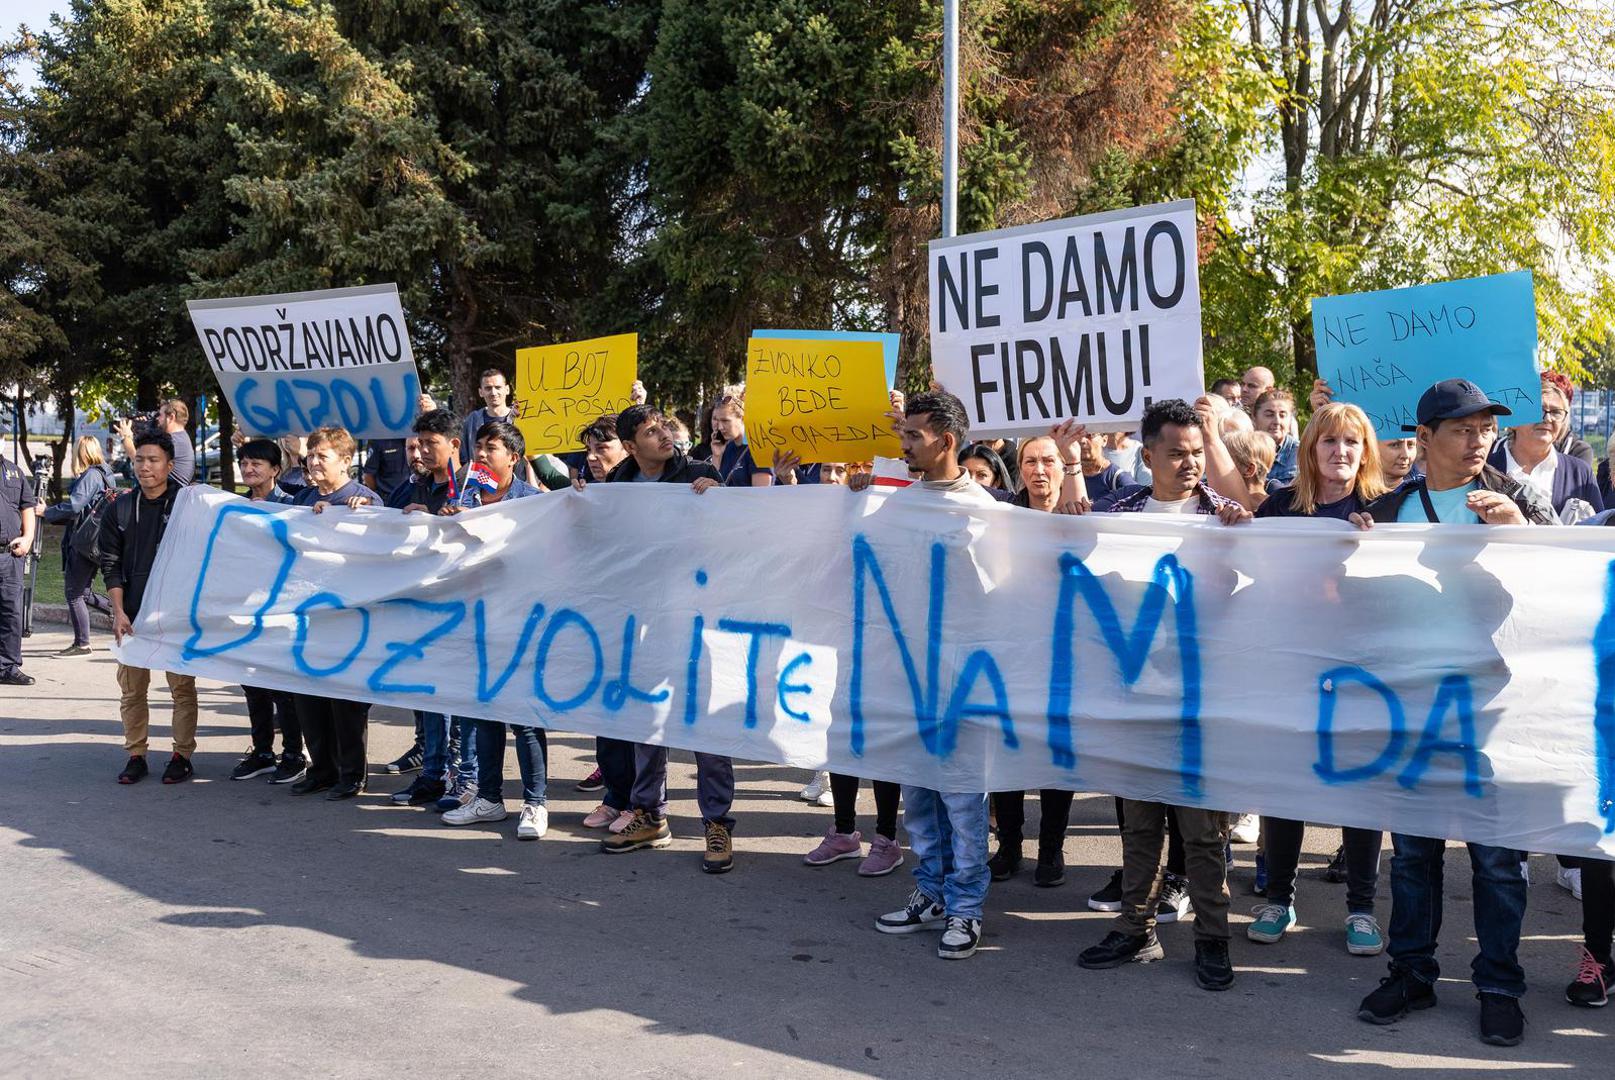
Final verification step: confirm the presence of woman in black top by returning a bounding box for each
[1249,403,1391,955]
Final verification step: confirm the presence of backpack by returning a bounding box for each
[68,467,119,565]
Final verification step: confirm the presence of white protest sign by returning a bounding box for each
[186,284,422,439]
[122,484,1615,859]
[928,200,1204,436]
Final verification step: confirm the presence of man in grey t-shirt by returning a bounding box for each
[117,398,194,486]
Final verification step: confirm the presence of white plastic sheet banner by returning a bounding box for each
[186,284,422,439]
[928,199,1204,437]
[120,484,1615,858]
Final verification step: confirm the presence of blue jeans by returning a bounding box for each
[901,786,990,921]
[473,720,547,806]
[418,711,452,781]
[449,715,479,788]
[1388,834,1527,997]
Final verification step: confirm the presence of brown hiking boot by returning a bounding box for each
[600,809,671,853]
[702,820,734,874]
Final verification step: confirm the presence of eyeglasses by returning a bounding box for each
[1541,408,1568,421]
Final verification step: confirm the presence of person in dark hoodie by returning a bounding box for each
[102,430,194,786]
[596,404,741,874]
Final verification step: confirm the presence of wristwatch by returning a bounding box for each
[1062,463,1081,475]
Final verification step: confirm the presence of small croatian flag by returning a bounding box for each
[466,463,499,495]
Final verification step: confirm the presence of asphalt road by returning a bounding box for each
[1,627,1608,1078]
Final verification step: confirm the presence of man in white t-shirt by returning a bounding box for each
[1078,398,1248,992]
[871,390,996,961]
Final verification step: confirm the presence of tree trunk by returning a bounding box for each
[51,382,74,500]
[135,368,158,412]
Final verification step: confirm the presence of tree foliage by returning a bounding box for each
[2,0,1611,426]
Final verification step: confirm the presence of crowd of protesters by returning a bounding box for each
[9,362,1615,1050]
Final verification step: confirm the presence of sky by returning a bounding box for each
[8,0,70,88]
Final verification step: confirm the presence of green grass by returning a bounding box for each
[26,527,67,607]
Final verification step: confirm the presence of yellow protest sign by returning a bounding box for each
[514,333,638,456]
[743,337,899,467]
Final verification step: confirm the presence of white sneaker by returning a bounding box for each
[799,770,832,805]
[516,804,548,840]
[1230,814,1260,845]
[443,797,507,826]
[1558,865,1584,900]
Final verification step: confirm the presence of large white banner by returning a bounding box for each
[120,484,1615,858]
[928,200,1204,436]
[186,284,422,440]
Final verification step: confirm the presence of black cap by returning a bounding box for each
[1401,378,1513,432]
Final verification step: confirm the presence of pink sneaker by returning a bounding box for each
[804,828,862,866]
[607,808,638,834]
[581,804,618,829]
[858,834,905,877]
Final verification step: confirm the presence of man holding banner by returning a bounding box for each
[872,390,996,961]
[1355,378,1550,1046]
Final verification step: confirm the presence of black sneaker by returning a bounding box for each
[1477,991,1525,1046]
[160,753,193,785]
[1034,855,1066,888]
[268,754,307,785]
[574,767,604,793]
[289,774,335,796]
[875,888,946,935]
[231,750,278,781]
[988,842,1022,882]
[390,775,447,806]
[1194,939,1236,991]
[384,746,423,775]
[1078,930,1164,969]
[1358,969,1438,1024]
[1088,868,1125,912]
[937,916,981,960]
[1156,873,1192,923]
[1324,843,1347,883]
[117,755,148,785]
[1567,947,1613,1008]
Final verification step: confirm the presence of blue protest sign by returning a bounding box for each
[1310,271,1540,438]
[752,329,899,388]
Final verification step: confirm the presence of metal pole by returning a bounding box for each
[941,0,959,239]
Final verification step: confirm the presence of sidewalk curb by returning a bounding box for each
[30,603,115,631]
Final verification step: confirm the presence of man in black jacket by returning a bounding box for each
[594,404,741,873]
[1364,379,1556,527]
[1355,378,1545,1048]
[101,430,196,786]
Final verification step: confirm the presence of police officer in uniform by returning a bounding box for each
[0,454,39,686]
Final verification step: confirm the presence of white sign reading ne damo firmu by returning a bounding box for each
[928,200,1204,435]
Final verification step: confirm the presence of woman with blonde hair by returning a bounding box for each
[41,435,114,655]
[1223,430,1275,510]
[1247,401,1388,955]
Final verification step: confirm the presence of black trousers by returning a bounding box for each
[294,694,370,786]
[596,736,635,811]
[1262,818,1381,912]
[993,789,1076,860]
[1565,856,1615,961]
[244,684,302,758]
[831,774,901,840]
[0,555,22,674]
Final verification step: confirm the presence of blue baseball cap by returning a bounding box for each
[1402,378,1512,432]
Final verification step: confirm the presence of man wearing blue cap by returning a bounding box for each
[1354,378,1552,1047]
[1364,378,1556,526]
